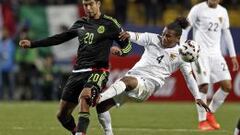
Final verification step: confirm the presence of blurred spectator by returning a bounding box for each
[15,26,40,100]
[113,0,128,24]
[0,4,3,39]
[39,54,58,100]
[221,0,239,9]
[1,0,17,37]
[137,0,164,26]
[0,27,15,100]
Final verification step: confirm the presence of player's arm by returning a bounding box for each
[114,33,132,56]
[19,29,78,48]
[180,64,211,112]
[119,31,155,47]
[222,10,239,71]
[19,20,81,48]
[109,19,132,56]
[180,5,197,44]
[222,29,239,71]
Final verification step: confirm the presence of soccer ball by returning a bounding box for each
[179,40,200,62]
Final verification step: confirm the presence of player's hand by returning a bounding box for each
[231,57,239,71]
[119,31,130,41]
[111,46,122,56]
[196,99,211,112]
[19,40,31,48]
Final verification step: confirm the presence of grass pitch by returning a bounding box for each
[0,101,239,135]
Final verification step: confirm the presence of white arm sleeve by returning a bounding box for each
[180,63,201,100]
[128,31,151,46]
[221,9,236,57]
[180,26,192,45]
[222,29,236,57]
[180,5,198,45]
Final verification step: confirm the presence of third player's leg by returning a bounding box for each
[57,99,78,134]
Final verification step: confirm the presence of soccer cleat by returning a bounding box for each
[207,112,220,129]
[198,121,215,131]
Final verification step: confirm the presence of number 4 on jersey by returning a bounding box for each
[156,55,164,64]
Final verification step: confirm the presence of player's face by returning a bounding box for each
[83,0,101,18]
[208,0,220,8]
[161,27,179,48]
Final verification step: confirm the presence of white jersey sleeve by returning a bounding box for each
[222,29,236,57]
[187,5,199,26]
[180,5,197,44]
[180,63,201,99]
[128,32,156,47]
[222,8,230,29]
[180,26,191,45]
[221,9,236,57]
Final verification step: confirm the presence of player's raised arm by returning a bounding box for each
[180,64,211,112]
[19,39,31,48]
[119,31,155,47]
[21,29,78,48]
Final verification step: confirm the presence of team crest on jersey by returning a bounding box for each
[97,26,105,34]
[219,17,223,23]
[170,53,177,61]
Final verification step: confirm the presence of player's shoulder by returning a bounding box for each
[102,14,121,28]
[144,32,159,37]
[73,17,87,24]
[145,32,160,44]
[217,4,227,12]
[191,2,205,9]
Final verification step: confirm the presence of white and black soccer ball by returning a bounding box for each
[179,40,200,62]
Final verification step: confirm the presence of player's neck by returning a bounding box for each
[94,12,101,19]
[207,2,218,8]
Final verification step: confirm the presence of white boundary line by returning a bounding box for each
[11,126,230,133]
[112,127,229,133]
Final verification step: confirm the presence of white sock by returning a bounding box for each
[99,80,126,103]
[98,111,114,135]
[209,88,229,113]
[75,133,84,135]
[196,92,207,122]
[234,128,239,135]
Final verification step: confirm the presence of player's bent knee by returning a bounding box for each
[96,98,116,113]
[56,111,68,122]
[79,89,91,100]
[221,85,232,92]
[199,84,208,93]
[120,76,137,90]
[79,86,101,107]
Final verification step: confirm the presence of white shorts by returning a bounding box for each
[191,54,231,85]
[113,74,157,106]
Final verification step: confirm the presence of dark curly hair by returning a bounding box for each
[167,17,190,36]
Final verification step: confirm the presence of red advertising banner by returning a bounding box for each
[109,55,240,101]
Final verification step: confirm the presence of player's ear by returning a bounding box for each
[175,36,180,44]
[96,0,101,7]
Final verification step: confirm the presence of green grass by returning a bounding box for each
[0,101,239,135]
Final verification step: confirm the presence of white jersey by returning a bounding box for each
[128,32,192,87]
[187,2,229,56]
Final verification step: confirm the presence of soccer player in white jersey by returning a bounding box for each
[95,17,210,133]
[181,0,239,131]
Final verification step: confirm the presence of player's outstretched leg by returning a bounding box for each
[98,80,126,103]
[97,98,116,135]
[76,88,92,135]
[196,85,214,131]
[208,82,230,130]
[57,100,77,135]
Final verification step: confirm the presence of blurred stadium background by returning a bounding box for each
[0,0,239,135]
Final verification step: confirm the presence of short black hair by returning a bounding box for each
[167,17,189,36]
[82,0,101,2]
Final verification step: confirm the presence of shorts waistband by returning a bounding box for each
[72,68,109,73]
